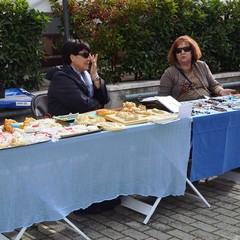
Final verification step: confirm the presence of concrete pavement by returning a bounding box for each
[3,171,240,240]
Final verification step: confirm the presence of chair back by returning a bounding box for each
[31,93,48,119]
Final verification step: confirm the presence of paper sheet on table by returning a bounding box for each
[178,103,193,119]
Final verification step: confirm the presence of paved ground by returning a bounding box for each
[4,171,240,240]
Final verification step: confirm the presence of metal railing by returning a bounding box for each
[222,81,240,89]
[124,81,240,102]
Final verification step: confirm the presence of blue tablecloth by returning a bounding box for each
[190,110,240,181]
[0,119,191,233]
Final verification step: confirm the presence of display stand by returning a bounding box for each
[121,178,211,224]
[0,218,91,240]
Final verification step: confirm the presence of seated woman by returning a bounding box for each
[46,39,110,116]
[158,35,237,181]
[158,35,236,101]
[46,39,120,213]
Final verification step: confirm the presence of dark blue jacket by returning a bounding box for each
[47,65,110,116]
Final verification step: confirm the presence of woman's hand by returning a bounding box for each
[90,53,101,88]
[90,54,99,79]
[218,88,236,96]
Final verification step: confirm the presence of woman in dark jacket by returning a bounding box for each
[46,39,120,213]
[47,39,110,116]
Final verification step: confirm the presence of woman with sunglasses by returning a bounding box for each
[47,39,110,116]
[158,35,235,101]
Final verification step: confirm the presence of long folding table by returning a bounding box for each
[0,119,194,239]
[190,108,240,182]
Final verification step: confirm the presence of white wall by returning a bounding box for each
[26,1,62,33]
[27,0,52,12]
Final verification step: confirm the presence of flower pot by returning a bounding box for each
[0,82,6,98]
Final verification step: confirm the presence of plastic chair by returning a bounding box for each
[31,93,49,119]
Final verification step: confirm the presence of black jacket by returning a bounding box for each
[47,65,110,116]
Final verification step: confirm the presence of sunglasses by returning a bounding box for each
[77,52,90,58]
[175,46,192,54]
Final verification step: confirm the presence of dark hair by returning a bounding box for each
[61,39,90,65]
[168,35,202,65]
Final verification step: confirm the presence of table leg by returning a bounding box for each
[120,196,162,224]
[1,220,90,240]
[186,178,211,208]
[0,234,9,240]
[14,228,27,240]
[0,227,27,240]
[59,218,91,240]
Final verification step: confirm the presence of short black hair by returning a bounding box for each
[61,39,90,65]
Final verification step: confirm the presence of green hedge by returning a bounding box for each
[50,0,240,83]
[0,0,49,90]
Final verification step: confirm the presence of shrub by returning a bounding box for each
[0,0,49,90]
[49,0,240,83]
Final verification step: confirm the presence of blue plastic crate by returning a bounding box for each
[0,88,34,108]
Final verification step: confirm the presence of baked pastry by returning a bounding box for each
[116,111,139,121]
[124,114,139,121]
[23,118,61,133]
[122,101,136,109]
[151,108,169,114]
[22,117,36,128]
[3,119,18,133]
[97,122,125,131]
[116,111,129,119]
[96,109,118,117]
[75,114,106,125]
